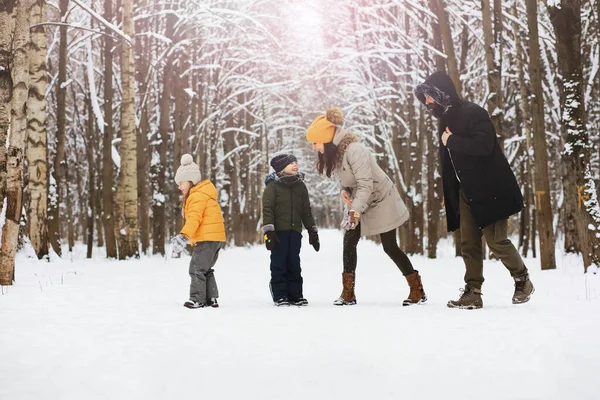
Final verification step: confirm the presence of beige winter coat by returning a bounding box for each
[332,128,409,237]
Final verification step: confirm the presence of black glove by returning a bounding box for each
[308,227,320,252]
[263,231,279,251]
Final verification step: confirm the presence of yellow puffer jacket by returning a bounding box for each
[180,180,226,244]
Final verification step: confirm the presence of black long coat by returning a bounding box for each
[415,72,523,232]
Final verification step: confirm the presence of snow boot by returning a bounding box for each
[290,298,309,307]
[512,274,534,304]
[447,286,483,309]
[274,298,290,307]
[184,299,205,309]
[207,297,219,308]
[334,272,357,306]
[403,270,427,306]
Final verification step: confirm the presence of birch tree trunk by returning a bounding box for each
[102,0,117,258]
[26,0,48,259]
[0,1,13,218]
[549,0,600,271]
[0,0,30,285]
[525,0,556,270]
[115,0,139,259]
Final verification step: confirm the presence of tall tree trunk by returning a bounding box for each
[549,0,600,271]
[428,0,446,73]
[85,93,95,258]
[152,10,175,255]
[432,0,462,255]
[0,1,12,218]
[0,0,30,285]
[115,0,138,259]
[525,0,557,270]
[513,1,535,258]
[173,37,190,236]
[26,0,48,259]
[481,0,505,144]
[94,145,104,248]
[459,23,469,77]
[135,6,150,255]
[65,150,74,252]
[434,0,461,93]
[48,0,69,257]
[102,0,117,258]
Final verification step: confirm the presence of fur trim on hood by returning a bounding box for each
[414,71,462,110]
[335,132,360,167]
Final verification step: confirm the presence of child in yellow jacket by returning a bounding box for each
[170,154,226,309]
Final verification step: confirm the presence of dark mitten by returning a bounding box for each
[308,227,320,252]
[263,231,279,251]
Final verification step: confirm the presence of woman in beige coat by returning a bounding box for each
[306,107,427,306]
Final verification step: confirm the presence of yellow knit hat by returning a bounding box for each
[306,107,344,144]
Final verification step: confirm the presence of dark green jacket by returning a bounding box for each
[262,173,316,233]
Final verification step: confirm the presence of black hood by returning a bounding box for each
[414,71,462,110]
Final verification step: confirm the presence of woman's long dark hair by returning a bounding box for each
[317,142,339,178]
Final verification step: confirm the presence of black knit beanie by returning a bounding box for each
[270,153,297,173]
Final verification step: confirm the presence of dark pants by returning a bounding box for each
[269,230,303,301]
[343,223,415,276]
[189,241,223,303]
[459,190,528,289]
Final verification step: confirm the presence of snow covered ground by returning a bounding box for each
[2,229,599,400]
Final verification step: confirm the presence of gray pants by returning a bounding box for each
[189,241,223,303]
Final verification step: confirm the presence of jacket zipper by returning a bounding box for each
[447,149,461,183]
[291,188,294,230]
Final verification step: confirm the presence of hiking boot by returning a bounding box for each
[403,270,427,306]
[184,299,205,309]
[274,298,290,307]
[333,272,357,306]
[290,298,309,307]
[447,286,483,309]
[207,297,219,308]
[512,274,534,304]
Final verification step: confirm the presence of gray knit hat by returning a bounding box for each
[175,154,202,185]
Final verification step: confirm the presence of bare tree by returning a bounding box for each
[0,1,13,218]
[481,0,505,143]
[0,0,31,285]
[102,0,117,258]
[115,0,138,259]
[548,0,600,271]
[48,0,70,257]
[525,0,557,270]
[26,0,48,259]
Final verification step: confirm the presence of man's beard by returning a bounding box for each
[427,102,445,118]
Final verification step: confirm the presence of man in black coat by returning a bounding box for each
[414,71,534,309]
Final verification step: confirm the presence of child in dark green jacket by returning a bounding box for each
[261,154,319,306]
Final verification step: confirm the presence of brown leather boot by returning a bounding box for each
[333,272,356,306]
[403,270,427,306]
[447,286,483,309]
[512,274,534,304]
